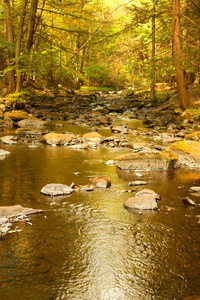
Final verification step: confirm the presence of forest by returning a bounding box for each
[0,0,200,110]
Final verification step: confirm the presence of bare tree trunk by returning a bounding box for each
[15,0,28,93]
[4,0,15,92]
[173,0,189,110]
[150,0,156,106]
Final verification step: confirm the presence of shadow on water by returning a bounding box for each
[0,122,200,299]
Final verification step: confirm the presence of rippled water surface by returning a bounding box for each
[0,120,200,300]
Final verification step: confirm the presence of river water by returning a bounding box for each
[0,119,200,300]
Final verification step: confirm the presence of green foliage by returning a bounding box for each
[84,64,111,87]
[80,86,114,91]
[0,38,15,51]
[6,92,27,109]
[154,91,175,106]
[0,0,199,93]
[123,86,135,96]
[186,108,200,119]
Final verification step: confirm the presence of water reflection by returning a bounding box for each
[0,122,200,299]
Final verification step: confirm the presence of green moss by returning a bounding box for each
[160,149,178,161]
[170,141,200,158]
[185,131,200,141]
[116,150,178,161]
[185,108,200,119]
[5,92,27,109]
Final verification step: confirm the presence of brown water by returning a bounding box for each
[0,121,200,300]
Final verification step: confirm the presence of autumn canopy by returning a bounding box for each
[0,0,199,109]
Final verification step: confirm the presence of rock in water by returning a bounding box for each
[0,205,44,218]
[128,181,147,186]
[0,205,44,237]
[41,183,74,196]
[124,195,158,210]
[182,197,198,207]
[0,149,10,157]
[90,176,111,188]
[82,132,103,143]
[189,186,200,195]
[123,188,161,210]
[135,189,161,201]
[169,141,200,169]
[40,133,72,146]
[0,135,17,144]
[115,149,178,171]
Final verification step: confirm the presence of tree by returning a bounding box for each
[150,0,156,105]
[1,0,199,93]
[15,0,28,93]
[173,0,189,110]
[3,0,15,92]
[2,0,44,93]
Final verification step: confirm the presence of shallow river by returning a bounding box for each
[0,119,200,300]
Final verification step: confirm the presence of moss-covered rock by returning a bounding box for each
[185,131,200,142]
[115,149,179,171]
[169,140,200,168]
[4,110,30,121]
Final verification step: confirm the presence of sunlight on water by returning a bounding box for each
[0,121,200,299]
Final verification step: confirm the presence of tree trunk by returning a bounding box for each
[25,0,38,51]
[76,47,86,89]
[150,0,156,106]
[15,0,28,93]
[4,0,15,92]
[173,0,189,110]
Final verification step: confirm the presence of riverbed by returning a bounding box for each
[0,119,200,300]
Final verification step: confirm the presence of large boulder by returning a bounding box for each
[169,140,200,168]
[40,132,72,146]
[41,183,74,196]
[115,149,179,171]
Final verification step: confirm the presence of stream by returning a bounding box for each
[0,118,200,300]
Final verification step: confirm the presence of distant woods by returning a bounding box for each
[0,0,199,108]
